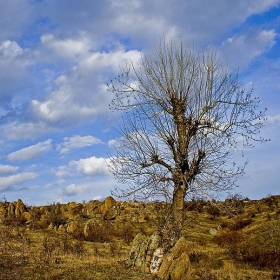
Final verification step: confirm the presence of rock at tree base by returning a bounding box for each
[156,237,190,279]
[150,247,164,274]
[126,233,149,268]
[127,233,190,279]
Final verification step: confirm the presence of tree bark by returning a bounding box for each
[171,181,186,228]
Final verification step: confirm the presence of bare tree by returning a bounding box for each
[108,40,267,230]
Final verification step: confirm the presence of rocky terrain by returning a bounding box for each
[0,194,279,279]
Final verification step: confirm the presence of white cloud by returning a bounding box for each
[40,33,92,60]
[108,139,117,147]
[0,164,19,175]
[267,114,280,124]
[55,166,71,178]
[3,122,57,140]
[59,183,90,196]
[40,0,280,45]
[57,135,102,154]
[70,156,110,176]
[7,140,52,162]
[0,40,30,102]
[0,40,24,58]
[221,29,276,69]
[0,172,37,192]
[92,195,102,201]
[30,49,141,126]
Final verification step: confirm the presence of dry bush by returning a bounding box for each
[0,225,30,280]
[262,195,278,211]
[185,199,207,213]
[45,203,67,228]
[69,223,85,241]
[205,204,221,220]
[214,230,244,260]
[83,220,113,242]
[225,193,245,215]
[215,220,280,270]
[120,222,135,245]
[220,216,253,231]
[240,221,280,270]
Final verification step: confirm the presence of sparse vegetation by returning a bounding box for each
[0,194,279,279]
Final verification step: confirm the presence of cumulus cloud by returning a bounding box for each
[37,0,280,45]
[70,156,110,176]
[3,122,58,140]
[0,40,30,102]
[59,183,90,196]
[0,172,37,192]
[0,164,19,175]
[30,48,141,128]
[40,33,93,60]
[7,140,52,162]
[55,166,71,178]
[221,28,277,69]
[108,139,117,147]
[57,135,102,154]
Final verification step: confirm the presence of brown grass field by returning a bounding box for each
[0,194,279,279]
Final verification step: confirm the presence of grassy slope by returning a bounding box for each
[0,195,279,280]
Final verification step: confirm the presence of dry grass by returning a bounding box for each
[0,195,279,279]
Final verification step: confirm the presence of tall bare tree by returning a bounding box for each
[108,40,267,229]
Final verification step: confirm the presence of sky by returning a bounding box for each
[0,0,279,205]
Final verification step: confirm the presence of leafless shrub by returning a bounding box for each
[0,225,30,280]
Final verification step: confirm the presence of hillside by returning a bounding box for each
[0,194,279,279]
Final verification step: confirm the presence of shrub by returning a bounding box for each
[220,216,252,231]
[206,204,221,220]
[214,230,244,259]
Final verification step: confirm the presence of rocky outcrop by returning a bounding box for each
[57,224,66,233]
[8,202,16,217]
[15,199,27,217]
[0,203,7,221]
[84,219,97,240]
[86,200,101,216]
[144,231,162,272]
[127,233,149,268]
[67,220,80,234]
[100,196,117,220]
[100,196,116,213]
[127,233,191,279]
[156,237,190,279]
[22,211,32,221]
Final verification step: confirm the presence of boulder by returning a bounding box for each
[103,208,116,220]
[157,237,190,280]
[84,219,97,240]
[144,231,162,272]
[100,196,116,215]
[209,228,218,235]
[126,233,149,268]
[169,252,190,280]
[0,203,7,221]
[57,224,66,233]
[22,211,32,221]
[8,202,16,217]
[86,200,101,216]
[170,236,189,259]
[67,220,79,234]
[150,247,164,274]
[15,199,26,217]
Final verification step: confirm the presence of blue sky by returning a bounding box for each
[0,0,279,205]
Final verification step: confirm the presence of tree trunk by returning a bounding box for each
[171,181,186,229]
